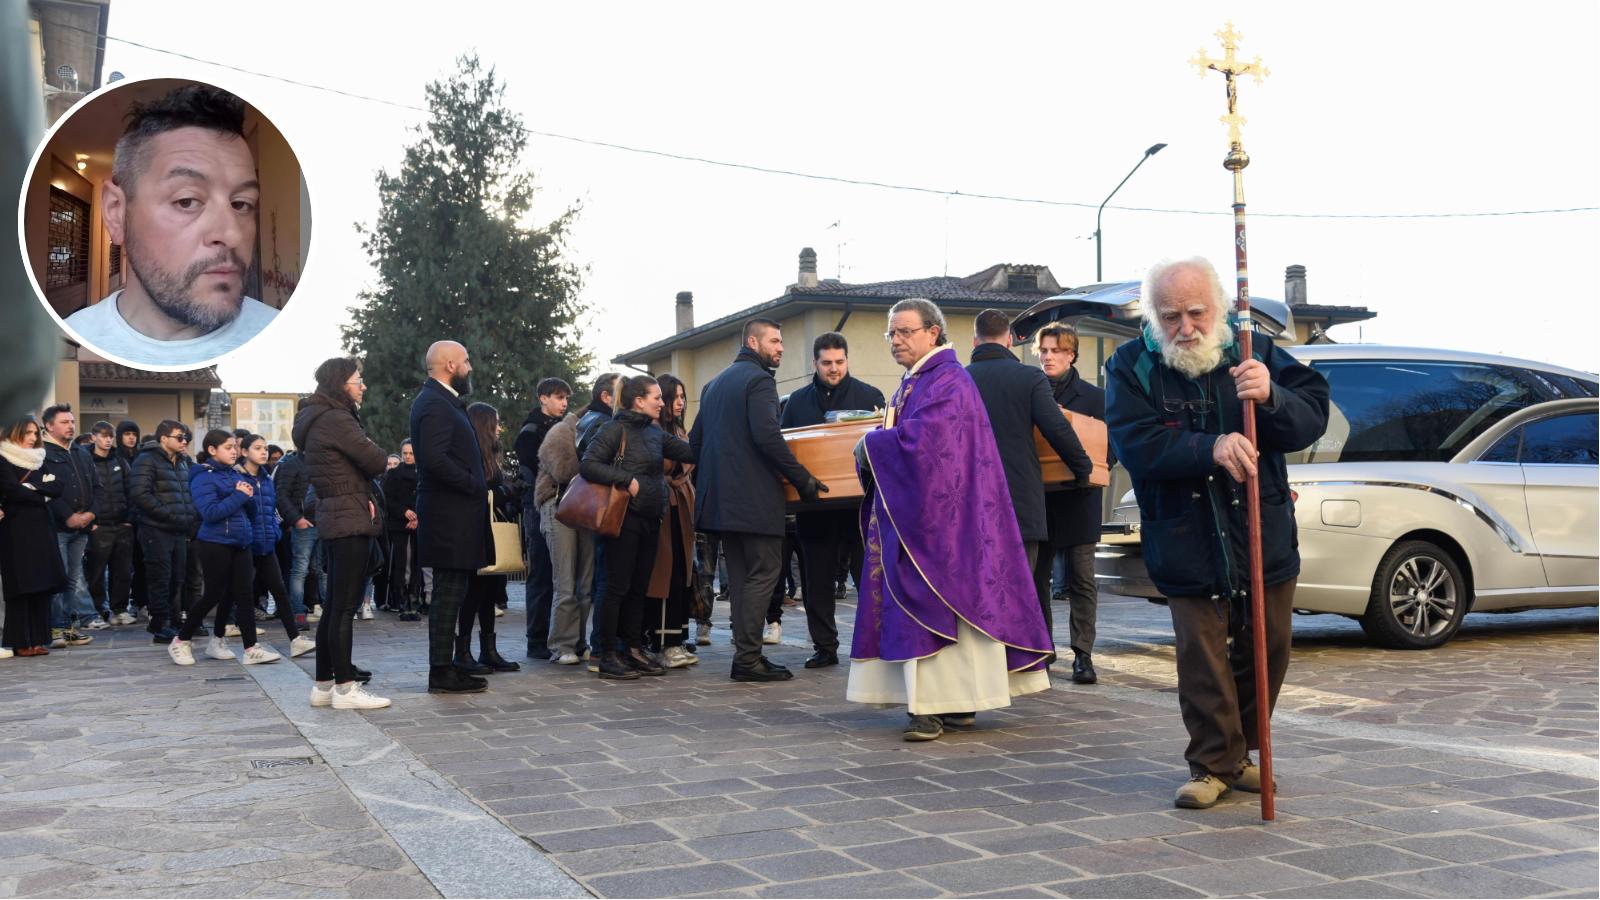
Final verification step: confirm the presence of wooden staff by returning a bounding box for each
[1194,22,1275,821]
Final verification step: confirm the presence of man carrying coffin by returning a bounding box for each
[1105,258,1328,809]
[848,298,1054,742]
[780,331,884,669]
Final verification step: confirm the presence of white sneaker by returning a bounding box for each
[306,605,322,623]
[264,598,276,616]
[554,652,580,665]
[168,638,195,666]
[309,680,334,707]
[359,601,374,621]
[289,635,316,657]
[663,646,693,669]
[223,624,242,638]
[0,647,13,659]
[204,636,237,661]
[332,683,390,710]
[82,616,111,631]
[763,622,782,645]
[242,644,281,665]
[111,611,137,626]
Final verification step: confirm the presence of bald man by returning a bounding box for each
[410,341,492,693]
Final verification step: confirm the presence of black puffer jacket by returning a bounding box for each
[128,442,198,535]
[87,447,130,525]
[381,462,417,532]
[580,410,695,519]
[291,395,389,540]
[273,451,311,525]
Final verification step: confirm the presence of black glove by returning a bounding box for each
[799,476,830,503]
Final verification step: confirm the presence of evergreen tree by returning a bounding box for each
[345,53,590,451]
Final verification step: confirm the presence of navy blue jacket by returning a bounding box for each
[780,374,886,429]
[242,468,280,556]
[189,462,253,549]
[408,378,491,571]
[1045,368,1111,548]
[690,348,814,537]
[967,343,1093,543]
[1104,329,1329,598]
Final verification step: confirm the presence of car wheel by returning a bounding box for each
[1359,540,1468,649]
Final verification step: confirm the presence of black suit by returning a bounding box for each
[409,377,490,667]
[780,373,885,655]
[1041,367,1110,658]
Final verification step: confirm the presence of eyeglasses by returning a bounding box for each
[883,325,934,342]
[1161,398,1214,414]
[347,378,365,387]
[164,433,190,443]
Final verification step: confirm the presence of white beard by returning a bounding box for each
[1154,325,1229,380]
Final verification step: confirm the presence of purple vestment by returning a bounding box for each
[852,347,1053,672]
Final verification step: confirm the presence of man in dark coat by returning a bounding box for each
[779,331,884,668]
[380,440,421,620]
[84,420,136,624]
[115,419,150,618]
[409,340,491,694]
[129,420,198,641]
[1105,258,1329,810]
[966,309,1093,665]
[690,318,827,682]
[1036,323,1112,685]
[512,377,570,660]
[41,403,104,642]
[273,447,320,622]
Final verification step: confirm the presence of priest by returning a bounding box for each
[847,297,1055,742]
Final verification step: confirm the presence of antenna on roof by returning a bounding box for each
[827,220,846,281]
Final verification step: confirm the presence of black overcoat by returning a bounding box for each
[689,348,813,537]
[966,343,1094,543]
[408,378,491,571]
[1045,368,1111,548]
[780,374,886,429]
[0,456,67,597]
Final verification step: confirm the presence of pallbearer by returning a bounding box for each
[847,298,1054,743]
[1103,259,1328,808]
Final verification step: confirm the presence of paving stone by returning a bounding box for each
[793,820,920,848]
[753,871,943,898]
[1159,858,1333,894]
[1376,863,1563,898]
[845,836,981,869]
[534,821,678,852]
[1353,805,1523,834]
[947,825,1091,855]
[1390,833,1539,864]
[1268,818,1405,848]
[736,849,868,883]
[1257,878,1425,898]
[688,830,818,861]
[1486,849,1599,890]
[1273,843,1440,879]
[910,854,1080,894]
[1045,838,1209,876]
[589,862,765,898]
[890,809,1018,835]
[1161,827,1310,859]
[1063,812,1203,841]
[1471,796,1597,820]
[1478,822,1600,852]
[1044,872,1205,897]
[667,809,812,840]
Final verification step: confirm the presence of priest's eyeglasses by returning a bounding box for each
[884,325,933,342]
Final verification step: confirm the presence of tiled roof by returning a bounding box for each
[77,363,223,388]
[791,276,1053,305]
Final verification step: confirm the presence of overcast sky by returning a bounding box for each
[87,1,1599,392]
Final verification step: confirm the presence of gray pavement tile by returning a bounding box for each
[666,809,812,840]
[1071,772,1176,793]
[1487,850,1600,890]
[889,809,1019,835]
[1550,790,1599,807]
[484,792,585,816]
[753,871,943,898]
[754,769,858,789]
[909,854,1080,893]
[960,889,1054,899]
[895,788,1019,812]
[534,821,678,852]
[1273,843,1441,879]
[991,800,1101,825]
[844,836,982,869]
[1044,839,1210,876]
[1376,863,1565,898]
[1161,827,1311,859]
[506,808,626,835]
[835,776,952,799]
[688,830,819,861]
[993,779,1111,804]
[588,862,766,898]
[1158,858,1333,895]
[1478,822,1600,852]
[792,820,921,848]
[614,796,752,822]
[735,849,869,883]
[1472,796,1597,820]
[790,797,916,823]
[922,769,1032,790]
[947,825,1092,855]
[533,842,706,878]
[1256,878,1425,898]
[740,785,854,810]
[1267,818,1405,848]
[1063,812,1204,841]
[1353,804,1524,835]
[667,778,762,799]
[1391,833,1542,864]
[841,762,951,781]
[1043,873,1204,897]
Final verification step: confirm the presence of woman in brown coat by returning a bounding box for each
[291,358,391,710]
[645,374,698,669]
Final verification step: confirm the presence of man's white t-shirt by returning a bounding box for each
[63,290,278,367]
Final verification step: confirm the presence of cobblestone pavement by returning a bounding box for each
[1,586,1593,898]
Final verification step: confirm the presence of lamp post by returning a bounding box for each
[1095,143,1166,282]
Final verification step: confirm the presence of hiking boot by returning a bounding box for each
[1174,774,1232,809]
[1236,757,1277,794]
[903,714,944,742]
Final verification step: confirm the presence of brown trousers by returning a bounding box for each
[1167,578,1296,781]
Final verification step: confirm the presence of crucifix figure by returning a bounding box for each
[1190,21,1269,147]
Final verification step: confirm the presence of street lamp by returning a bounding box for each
[1095,143,1167,282]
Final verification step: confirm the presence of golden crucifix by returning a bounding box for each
[1190,21,1269,147]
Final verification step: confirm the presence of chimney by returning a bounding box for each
[797,247,819,289]
[1285,264,1307,306]
[675,291,694,333]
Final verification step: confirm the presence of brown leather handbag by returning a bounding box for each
[554,429,629,538]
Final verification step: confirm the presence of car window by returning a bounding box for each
[1536,372,1599,399]
[1479,428,1522,463]
[1290,361,1545,464]
[1520,412,1599,465]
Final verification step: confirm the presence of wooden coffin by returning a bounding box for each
[781,410,1110,506]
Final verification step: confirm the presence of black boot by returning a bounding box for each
[598,652,638,680]
[625,646,665,676]
[454,630,491,675]
[428,664,487,693]
[1072,651,1098,685]
[478,632,520,672]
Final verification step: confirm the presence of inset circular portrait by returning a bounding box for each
[19,76,308,370]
